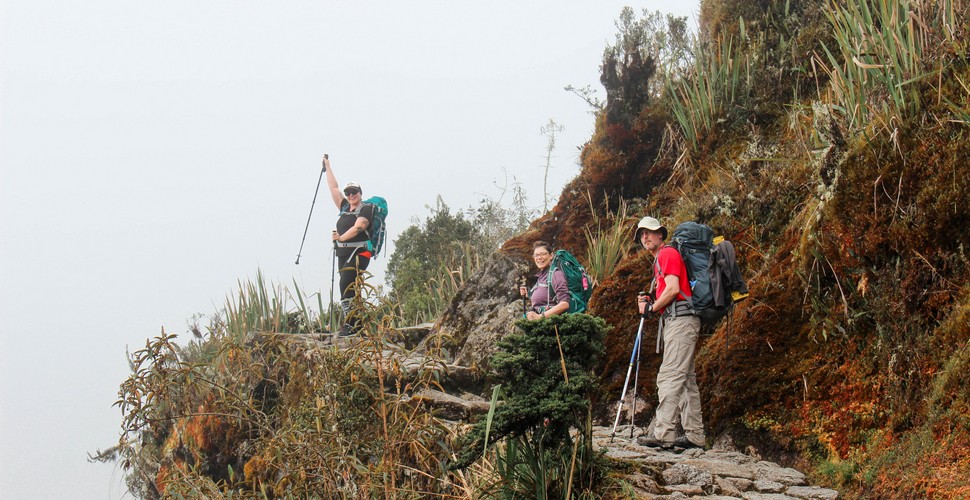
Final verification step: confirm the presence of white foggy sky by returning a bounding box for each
[0,1,697,497]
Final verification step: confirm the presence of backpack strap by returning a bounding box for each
[545,261,557,311]
[339,202,376,251]
[653,257,696,318]
[674,248,697,313]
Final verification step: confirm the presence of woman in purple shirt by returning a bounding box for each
[518,241,571,320]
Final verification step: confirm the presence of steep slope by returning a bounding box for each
[475,1,970,496]
[105,2,969,497]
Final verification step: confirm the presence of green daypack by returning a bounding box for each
[362,196,388,257]
[547,249,594,313]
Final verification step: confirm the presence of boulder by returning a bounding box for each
[786,485,839,500]
[753,479,786,493]
[684,458,756,480]
[754,463,807,486]
[627,473,662,495]
[426,252,530,370]
[407,389,490,420]
[662,463,713,488]
[715,476,744,496]
[393,322,435,350]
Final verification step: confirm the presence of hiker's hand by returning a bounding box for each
[331,230,339,242]
[526,311,544,320]
[322,154,330,171]
[637,292,653,317]
[519,285,527,297]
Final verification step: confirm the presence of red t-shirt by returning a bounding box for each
[654,245,692,312]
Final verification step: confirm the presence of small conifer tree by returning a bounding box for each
[453,314,607,470]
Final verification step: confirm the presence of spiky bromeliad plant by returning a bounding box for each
[453,313,610,499]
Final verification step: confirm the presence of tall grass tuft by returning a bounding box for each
[814,0,960,133]
[583,194,634,286]
[665,23,752,151]
[108,272,464,498]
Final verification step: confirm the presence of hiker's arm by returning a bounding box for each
[527,270,569,319]
[525,300,567,320]
[546,270,571,317]
[323,155,345,208]
[650,274,681,313]
[543,300,570,318]
[334,216,369,242]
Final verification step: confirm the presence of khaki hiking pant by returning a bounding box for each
[654,314,705,446]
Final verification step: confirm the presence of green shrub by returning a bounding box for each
[453,314,609,498]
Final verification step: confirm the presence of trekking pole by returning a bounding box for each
[328,241,336,331]
[630,324,644,439]
[610,316,645,441]
[520,276,529,318]
[295,154,328,265]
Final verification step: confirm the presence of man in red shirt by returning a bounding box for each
[635,216,705,450]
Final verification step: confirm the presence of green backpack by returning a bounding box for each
[547,250,594,313]
[362,196,388,258]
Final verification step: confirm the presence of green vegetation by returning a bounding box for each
[453,314,612,498]
[582,196,633,286]
[102,274,624,499]
[665,27,751,151]
[103,2,970,498]
[387,186,535,324]
[815,0,961,134]
[386,198,479,323]
[106,272,459,498]
[581,2,970,498]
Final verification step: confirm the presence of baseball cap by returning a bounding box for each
[634,216,667,242]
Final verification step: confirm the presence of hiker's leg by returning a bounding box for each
[654,315,696,442]
[339,255,370,333]
[337,255,356,301]
[678,319,705,445]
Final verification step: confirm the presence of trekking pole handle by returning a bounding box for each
[321,153,329,171]
[637,291,654,318]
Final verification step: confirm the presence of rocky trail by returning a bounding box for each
[592,425,839,499]
[297,327,841,499]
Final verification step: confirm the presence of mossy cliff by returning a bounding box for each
[494,0,970,496]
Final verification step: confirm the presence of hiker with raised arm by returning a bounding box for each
[324,155,374,337]
[518,241,571,320]
[634,216,706,450]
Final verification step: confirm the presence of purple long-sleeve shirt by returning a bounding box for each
[529,267,570,312]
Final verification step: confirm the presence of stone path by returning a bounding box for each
[288,331,840,499]
[593,426,839,499]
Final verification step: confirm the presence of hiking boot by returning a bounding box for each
[671,437,704,450]
[637,436,674,449]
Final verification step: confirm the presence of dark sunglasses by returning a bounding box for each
[344,189,361,196]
